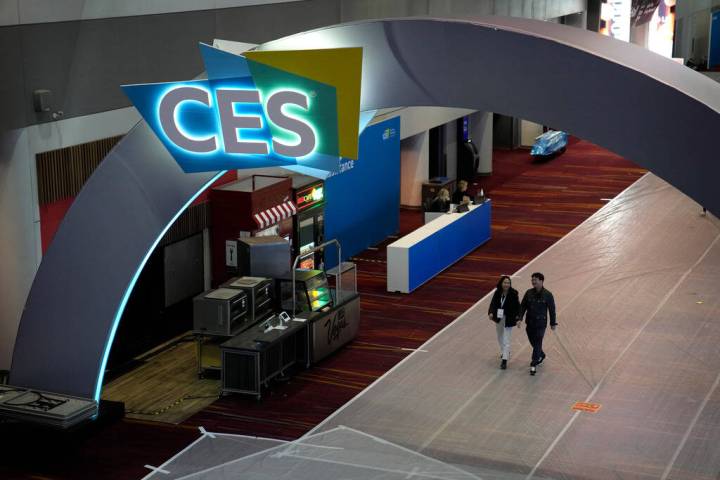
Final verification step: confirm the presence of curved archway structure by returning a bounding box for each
[10,17,720,400]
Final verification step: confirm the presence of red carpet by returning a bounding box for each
[0,139,645,479]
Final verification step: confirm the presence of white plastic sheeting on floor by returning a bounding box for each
[143,426,483,479]
[148,174,720,479]
[313,174,720,480]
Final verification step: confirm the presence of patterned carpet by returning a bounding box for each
[0,139,645,479]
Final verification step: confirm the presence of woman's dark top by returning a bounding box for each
[488,287,520,327]
[430,198,450,213]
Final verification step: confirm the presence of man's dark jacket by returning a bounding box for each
[519,287,557,329]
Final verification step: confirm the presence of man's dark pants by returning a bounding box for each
[526,325,546,366]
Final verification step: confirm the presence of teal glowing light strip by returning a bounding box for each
[93,170,227,402]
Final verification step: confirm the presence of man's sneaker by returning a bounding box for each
[538,353,546,365]
[530,366,537,376]
[501,359,507,370]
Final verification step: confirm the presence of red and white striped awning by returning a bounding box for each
[253,201,297,229]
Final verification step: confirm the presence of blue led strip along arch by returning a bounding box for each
[10,17,720,400]
[93,169,226,401]
[10,120,226,400]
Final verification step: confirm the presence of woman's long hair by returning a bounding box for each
[495,275,513,294]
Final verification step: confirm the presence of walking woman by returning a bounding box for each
[488,275,520,369]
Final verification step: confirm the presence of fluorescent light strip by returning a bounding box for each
[93,170,228,401]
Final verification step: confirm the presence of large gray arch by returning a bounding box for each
[10,17,720,400]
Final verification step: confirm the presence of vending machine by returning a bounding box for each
[292,178,325,269]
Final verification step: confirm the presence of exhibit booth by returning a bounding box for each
[193,239,359,400]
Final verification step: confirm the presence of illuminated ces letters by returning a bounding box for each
[157,86,317,158]
[123,46,362,172]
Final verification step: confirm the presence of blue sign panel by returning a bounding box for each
[324,117,401,268]
[710,11,720,70]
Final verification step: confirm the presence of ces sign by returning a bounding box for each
[123,45,362,173]
[159,86,316,158]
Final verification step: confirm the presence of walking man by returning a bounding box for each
[518,272,557,376]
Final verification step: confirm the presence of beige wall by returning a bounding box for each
[400,132,430,207]
[520,120,544,148]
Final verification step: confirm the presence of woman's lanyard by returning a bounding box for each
[500,294,506,308]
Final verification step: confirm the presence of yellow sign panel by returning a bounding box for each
[245,48,363,160]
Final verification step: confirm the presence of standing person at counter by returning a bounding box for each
[518,272,557,376]
[452,180,472,205]
[488,276,520,370]
[430,188,451,213]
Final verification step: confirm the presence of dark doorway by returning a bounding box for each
[107,233,204,377]
[429,125,447,178]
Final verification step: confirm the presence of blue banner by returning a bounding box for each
[710,11,720,69]
[324,117,401,269]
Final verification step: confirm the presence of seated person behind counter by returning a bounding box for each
[452,180,472,205]
[429,188,451,213]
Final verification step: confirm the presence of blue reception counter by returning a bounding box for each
[387,201,491,293]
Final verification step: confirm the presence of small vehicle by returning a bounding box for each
[530,130,568,158]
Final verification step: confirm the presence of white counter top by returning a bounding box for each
[387,200,492,293]
[389,203,484,249]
